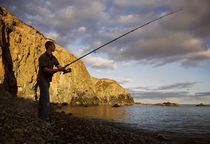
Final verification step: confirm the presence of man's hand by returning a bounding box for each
[57,65,71,74]
[43,66,70,75]
[57,66,66,72]
[63,68,71,74]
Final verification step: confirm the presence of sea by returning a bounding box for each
[59,104,210,143]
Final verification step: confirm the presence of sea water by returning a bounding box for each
[59,105,210,142]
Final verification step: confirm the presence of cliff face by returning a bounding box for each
[0,5,134,105]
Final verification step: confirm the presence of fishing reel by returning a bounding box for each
[63,68,72,74]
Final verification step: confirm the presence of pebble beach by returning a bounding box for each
[0,92,170,144]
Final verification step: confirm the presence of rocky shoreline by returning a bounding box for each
[1,93,210,144]
[0,92,169,144]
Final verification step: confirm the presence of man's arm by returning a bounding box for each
[42,66,65,75]
[56,65,64,70]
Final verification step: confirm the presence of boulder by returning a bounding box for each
[112,104,120,107]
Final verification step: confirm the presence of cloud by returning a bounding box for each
[2,0,106,43]
[113,0,168,11]
[195,92,210,97]
[75,47,117,70]
[127,81,197,91]
[77,27,86,33]
[158,81,196,90]
[52,0,107,34]
[91,0,210,67]
[129,89,210,100]
[126,86,154,91]
[45,32,70,46]
[2,0,210,67]
[103,25,210,67]
[83,56,117,69]
[130,91,190,99]
[126,82,210,103]
[167,0,210,38]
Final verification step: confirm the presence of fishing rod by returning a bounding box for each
[64,9,182,70]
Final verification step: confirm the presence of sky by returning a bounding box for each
[1,0,210,104]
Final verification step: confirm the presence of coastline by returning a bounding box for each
[1,93,210,144]
[0,92,168,144]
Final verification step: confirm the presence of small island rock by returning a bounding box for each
[196,103,206,106]
[155,102,179,106]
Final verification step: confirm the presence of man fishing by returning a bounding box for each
[36,9,181,120]
[37,41,71,120]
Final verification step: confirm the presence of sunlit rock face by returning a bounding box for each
[0,5,134,105]
[91,77,134,105]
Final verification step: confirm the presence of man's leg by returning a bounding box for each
[38,80,50,119]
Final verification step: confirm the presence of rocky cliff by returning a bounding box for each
[0,5,134,105]
[91,77,133,105]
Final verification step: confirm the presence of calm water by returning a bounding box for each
[59,105,210,141]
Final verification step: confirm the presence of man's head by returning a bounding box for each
[45,41,55,52]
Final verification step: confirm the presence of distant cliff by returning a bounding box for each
[0,5,134,105]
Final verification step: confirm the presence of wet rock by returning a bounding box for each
[112,104,120,107]
[62,102,68,106]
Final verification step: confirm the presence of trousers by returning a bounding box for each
[38,80,50,119]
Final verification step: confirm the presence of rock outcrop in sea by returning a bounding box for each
[154,102,179,106]
[0,5,134,105]
[196,103,206,106]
